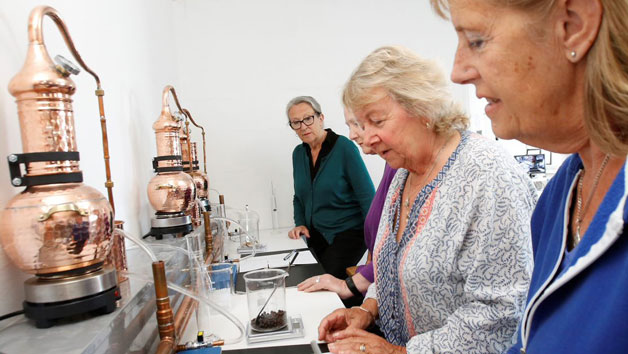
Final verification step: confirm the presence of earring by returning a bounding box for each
[570,51,577,60]
[426,122,431,129]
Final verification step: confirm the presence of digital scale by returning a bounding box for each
[246,315,304,344]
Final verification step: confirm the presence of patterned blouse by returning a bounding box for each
[365,131,537,353]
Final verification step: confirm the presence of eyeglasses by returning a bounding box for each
[289,114,317,130]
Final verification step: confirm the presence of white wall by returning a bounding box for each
[0,0,465,314]
[170,0,466,229]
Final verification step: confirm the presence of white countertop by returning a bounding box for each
[180,288,343,351]
[183,227,344,351]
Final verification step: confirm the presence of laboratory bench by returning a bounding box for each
[0,228,343,354]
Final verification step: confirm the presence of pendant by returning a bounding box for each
[404,198,409,208]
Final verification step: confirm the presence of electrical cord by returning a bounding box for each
[0,310,24,322]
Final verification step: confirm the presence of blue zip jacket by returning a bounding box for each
[509,154,628,353]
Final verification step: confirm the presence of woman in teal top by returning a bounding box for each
[287,96,375,280]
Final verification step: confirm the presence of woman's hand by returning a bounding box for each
[327,327,406,354]
[288,225,309,239]
[297,274,353,299]
[318,307,373,343]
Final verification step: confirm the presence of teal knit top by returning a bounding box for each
[292,134,375,244]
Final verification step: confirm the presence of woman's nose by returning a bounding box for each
[363,127,379,148]
[450,48,478,85]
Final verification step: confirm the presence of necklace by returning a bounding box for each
[403,137,449,221]
[573,153,611,248]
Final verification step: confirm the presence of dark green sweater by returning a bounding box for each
[292,134,375,244]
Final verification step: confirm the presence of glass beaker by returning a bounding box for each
[238,205,260,248]
[243,268,288,332]
[195,263,237,337]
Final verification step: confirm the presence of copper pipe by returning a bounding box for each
[96,89,115,213]
[173,295,197,340]
[154,256,195,354]
[167,86,185,113]
[203,211,212,257]
[28,6,101,85]
[182,109,207,174]
[105,220,128,283]
[179,118,190,172]
[152,261,175,343]
[189,143,209,201]
[155,337,175,354]
[178,120,200,226]
[185,120,193,174]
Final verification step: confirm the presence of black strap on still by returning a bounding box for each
[7,151,83,187]
[152,155,184,173]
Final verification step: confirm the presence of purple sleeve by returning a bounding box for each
[356,164,397,282]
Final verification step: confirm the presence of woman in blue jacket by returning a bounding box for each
[286,96,375,280]
[432,0,628,352]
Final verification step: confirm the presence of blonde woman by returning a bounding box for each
[318,46,537,354]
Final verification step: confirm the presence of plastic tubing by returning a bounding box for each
[208,188,221,202]
[117,227,245,343]
[115,228,190,265]
[116,228,158,262]
[122,270,246,344]
[210,217,256,260]
[149,243,190,260]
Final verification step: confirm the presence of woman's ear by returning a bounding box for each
[557,0,603,62]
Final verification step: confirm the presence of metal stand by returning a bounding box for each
[148,214,193,239]
[23,267,119,328]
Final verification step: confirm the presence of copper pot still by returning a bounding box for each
[147,86,196,215]
[184,142,208,226]
[190,143,209,200]
[181,109,209,214]
[0,6,113,276]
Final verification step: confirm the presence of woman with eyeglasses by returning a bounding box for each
[297,107,397,308]
[287,96,375,282]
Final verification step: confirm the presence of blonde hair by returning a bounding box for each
[431,0,628,155]
[343,45,468,135]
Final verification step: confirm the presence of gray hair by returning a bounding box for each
[286,96,322,119]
